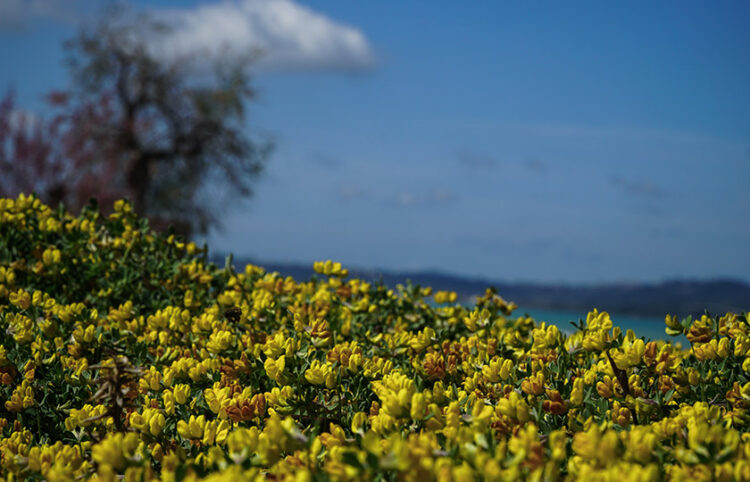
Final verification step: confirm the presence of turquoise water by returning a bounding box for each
[518,307,687,345]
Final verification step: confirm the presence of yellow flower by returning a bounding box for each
[507,423,543,470]
[313,260,348,277]
[202,419,231,445]
[470,399,493,426]
[206,330,235,355]
[173,384,191,404]
[582,329,611,351]
[162,390,175,415]
[9,288,31,309]
[350,411,368,434]
[64,403,108,430]
[7,313,35,344]
[464,308,490,331]
[113,199,132,213]
[149,411,166,436]
[129,411,148,432]
[532,323,561,349]
[92,432,140,471]
[497,391,530,422]
[434,290,458,304]
[610,400,632,427]
[177,415,206,440]
[5,379,34,412]
[548,430,567,461]
[264,355,286,384]
[611,337,645,369]
[572,423,619,466]
[139,366,162,392]
[205,384,232,419]
[304,360,336,388]
[408,327,436,352]
[227,426,260,460]
[129,408,165,436]
[665,314,683,335]
[621,426,657,464]
[694,339,723,361]
[521,371,545,396]
[482,357,513,383]
[570,377,585,406]
[586,309,613,331]
[372,371,416,419]
[596,378,615,399]
[42,247,61,266]
[410,392,428,421]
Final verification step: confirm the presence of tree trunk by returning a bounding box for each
[126,155,150,214]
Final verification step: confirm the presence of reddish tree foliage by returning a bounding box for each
[0,91,126,215]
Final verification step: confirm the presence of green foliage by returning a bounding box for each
[0,193,749,481]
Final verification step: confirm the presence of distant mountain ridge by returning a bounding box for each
[213,255,750,318]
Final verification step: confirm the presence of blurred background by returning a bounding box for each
[2,1,749,334]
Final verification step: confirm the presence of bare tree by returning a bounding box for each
[2,8,270,237]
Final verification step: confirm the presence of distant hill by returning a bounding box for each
[213,255,750,318]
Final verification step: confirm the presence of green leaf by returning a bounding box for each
[342,451,364,469]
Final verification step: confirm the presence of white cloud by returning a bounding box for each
[1,0,373,72]
[152,0,375,73]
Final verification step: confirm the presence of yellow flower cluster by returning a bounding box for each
[0,194,749,481]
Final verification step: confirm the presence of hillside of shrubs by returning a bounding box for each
[1,193,749,481]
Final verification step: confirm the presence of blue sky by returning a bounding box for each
[2,0,749,283]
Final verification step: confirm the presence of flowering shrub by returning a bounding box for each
[1,193,749,481]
